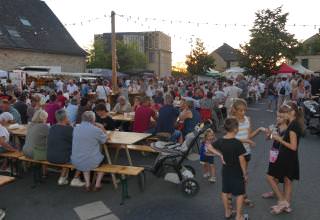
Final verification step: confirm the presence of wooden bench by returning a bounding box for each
[127,145,157,153]
[94,164,145,205]
[0,151,24,159]
[0,175,15,186]
[0,151,24,176]
[110,144,157,153]
[19,156,75,169]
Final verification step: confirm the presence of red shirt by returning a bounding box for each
[57,95,67,108]
[133,105,155,133]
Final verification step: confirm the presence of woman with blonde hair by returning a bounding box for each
[230,98,265,207]
[23,109,50,161]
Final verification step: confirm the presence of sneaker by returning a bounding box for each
[70,178,86,187]
[208,176,216,183]
[0,209,6,220]
[58,176,69,186]
[203,173,210,178]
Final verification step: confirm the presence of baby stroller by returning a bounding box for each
[303,99,320,135]
[146,123,212,197]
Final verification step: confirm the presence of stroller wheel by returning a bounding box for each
[181,178,199,197]
[184,165,196,176]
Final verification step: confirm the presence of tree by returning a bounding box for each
[116,41,147,72]
[87,40,147,72]
[239,6,301,76]
[185,38,215,75]
[87,39,109,69]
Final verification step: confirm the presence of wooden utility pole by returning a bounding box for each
[111,11,117,92]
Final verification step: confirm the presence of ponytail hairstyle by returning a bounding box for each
[230,98,247,117]
[280,101,304,133]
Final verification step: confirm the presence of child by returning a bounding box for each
[230,98,264,206]
[200,129,217,183]
[262,110,289,199]
[212,118,247,220]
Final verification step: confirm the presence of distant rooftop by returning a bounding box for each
[0,0,87,56]
[211,43,239,61]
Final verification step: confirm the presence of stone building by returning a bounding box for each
[0,0,87,72]
[95,31,172,77]
[209,43,240,72]
[296,32,320,72]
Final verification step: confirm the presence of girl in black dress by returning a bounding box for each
[268,102,303,214]
[262,110,289,199]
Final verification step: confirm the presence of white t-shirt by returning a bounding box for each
[67,84,78,95]
[223,85,242,99]
[0,125,10,144]
[56,80,64,92]
[96,85,110,100]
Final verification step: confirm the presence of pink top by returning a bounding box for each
[44,102,62,125]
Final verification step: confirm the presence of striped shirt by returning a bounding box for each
[235,116,251,155]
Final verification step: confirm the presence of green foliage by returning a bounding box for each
[87,40,147,72]
[87,39,109,69]
[116,41,147,72]
[239,6,301,76]
[185,38,215,75]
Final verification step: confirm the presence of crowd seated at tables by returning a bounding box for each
[0,73,318,190]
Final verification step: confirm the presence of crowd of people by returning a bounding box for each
[0,72,318,220]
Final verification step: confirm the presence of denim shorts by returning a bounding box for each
[200,155,215,165]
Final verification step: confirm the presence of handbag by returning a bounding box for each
[269,147,279,163]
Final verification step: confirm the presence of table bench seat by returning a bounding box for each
[94,164,144,176]
[0,175,15,186]
[127,145,157,153]
[18,156,75,169]
[0,151,24,159]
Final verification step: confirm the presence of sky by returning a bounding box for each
[44,0,320,65]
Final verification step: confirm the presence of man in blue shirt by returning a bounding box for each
[155,95,182,143]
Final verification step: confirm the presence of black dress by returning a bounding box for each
[267,130,284,179]
[271,120,301,183]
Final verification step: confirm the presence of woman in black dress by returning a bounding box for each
[267,102,303,214]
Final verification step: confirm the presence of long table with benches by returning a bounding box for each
[0,151,145,204]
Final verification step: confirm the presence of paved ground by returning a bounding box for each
[1,100,320,220]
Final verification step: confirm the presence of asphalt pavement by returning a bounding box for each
[1,100,319,220]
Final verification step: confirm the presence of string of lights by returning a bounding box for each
[62,11,320,30]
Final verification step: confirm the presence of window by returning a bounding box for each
[149,52,155,63]
[301,59,309,69]
[19,17,32,27]
[7,27,21,37]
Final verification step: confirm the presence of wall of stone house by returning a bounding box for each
[0,49,86,72]
[296,55,320,72]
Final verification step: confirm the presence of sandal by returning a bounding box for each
[244,198,254,207]
[270,201,290,214]
[261,191,274,199]
[225,209,236,219]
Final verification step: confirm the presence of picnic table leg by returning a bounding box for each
[124,146,133,166]
[120,174,130,205]
[103,144,118,189]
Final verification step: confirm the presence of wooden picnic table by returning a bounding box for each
[7,125,27,137]
[111,113,135,122]
[102,131,151,189]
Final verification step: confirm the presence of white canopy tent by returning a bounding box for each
[0,70,8,78]
[223,67,245,78]
[290,62,314,75]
